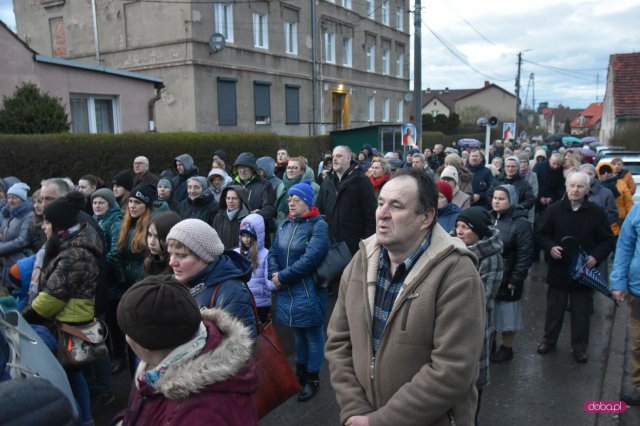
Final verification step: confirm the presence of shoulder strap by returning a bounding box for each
[209,283,222,308]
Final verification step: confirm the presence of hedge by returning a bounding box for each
[0,132,331,189]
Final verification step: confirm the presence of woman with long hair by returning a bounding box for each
[144,211,181,275]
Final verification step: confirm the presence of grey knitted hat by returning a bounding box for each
[166,219,224,263]
[91,188,117,207]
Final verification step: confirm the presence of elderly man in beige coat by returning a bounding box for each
[325,168,486,426]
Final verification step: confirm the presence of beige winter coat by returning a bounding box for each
[326,224,486,426]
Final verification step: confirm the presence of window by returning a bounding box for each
[382,0,389,26]
[342,36,352,67]
[396,99,403,122]
[396,52,404,77]
[382,49,390,75]
[383,98,390,122]
[254,81,271,125]
[214,3,234,43]
[366,45,375,72]
[325,32,335,64]
[396,7,403,31]
[366,0,374,18]
[217,77,237,125]
[341,0,351,9]
[285,85,300,124]
[368,97,375,122]
[70,95,120,134]
[284,21,298,54]
[253,13,268,49]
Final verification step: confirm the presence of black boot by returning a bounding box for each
[490,345,513,363]
[295,364,307,386]
[298,372,319,402]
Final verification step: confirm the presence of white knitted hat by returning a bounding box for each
[440,166,459,185]
[166,219,224,263]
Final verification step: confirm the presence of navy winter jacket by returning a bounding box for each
[268,214,330,328]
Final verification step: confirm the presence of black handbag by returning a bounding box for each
[313,240,352,289]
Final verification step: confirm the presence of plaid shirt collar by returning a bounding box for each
[378,230,432,276]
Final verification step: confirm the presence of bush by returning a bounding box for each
[0,82,69,134]
[0,132,330,189]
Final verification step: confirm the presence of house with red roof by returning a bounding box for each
[421,81,516,123]
[600,52,640,145]
[570,102,603,136]
[539,105,582,135]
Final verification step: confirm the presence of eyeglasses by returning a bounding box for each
[286,166,300,170]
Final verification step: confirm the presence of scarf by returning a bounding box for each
[289,206,321,219]
[139,321,207,390]
[370,173,391,194]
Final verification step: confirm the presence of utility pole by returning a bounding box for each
[514,51,522,124]
[532,72,536,128]
[91,0,100,64]
[413,0,422,149]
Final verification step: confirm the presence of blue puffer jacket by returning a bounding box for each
[0,201,33,286]
[436,203,461,233]
[611,204,640,297]
[268,212,330,328]
[234,214,272,308]
[185,251,257,338]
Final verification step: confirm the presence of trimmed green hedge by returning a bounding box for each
[0,132,331,189]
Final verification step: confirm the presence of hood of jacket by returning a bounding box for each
[136,308,256,400]
[207,168,232,188]
[232,152,258,176]
[467,227,503,259]
[239,213,265,250]
[218,185,250,211]
[1,200,32,219]
[437,202,461,217]
[59,223,104,258]
[256,156,276,179]
[175,154,198,176]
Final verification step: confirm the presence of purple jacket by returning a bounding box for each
[234,214,272,308]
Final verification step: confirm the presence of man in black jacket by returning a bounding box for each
[316,146,377,255]
[534,171,615,363]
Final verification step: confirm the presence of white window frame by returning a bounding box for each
[366,0,374,18]
[396,6,403,31]
[341,0,352,9]
[396,52,404,78]
[70,94,121,134]
[342,36,352,67]
[382,49,390,75]
[396,99,403,122]
[368,97,375,122]
[284,21,298,55]
[383,98,390,122]
[253,13,268,49]
[366,45,375,72]
[325,32,336,64]
[214,3,234,43]
[382,0,389,26]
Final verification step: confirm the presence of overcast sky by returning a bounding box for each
[2,0,639,109]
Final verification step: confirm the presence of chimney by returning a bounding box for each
[484,81,490,88]
[426,88,430,93]
[444,87,449,93]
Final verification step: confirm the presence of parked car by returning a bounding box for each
[597,154,640,204]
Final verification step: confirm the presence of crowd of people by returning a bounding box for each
[1,137,639,425]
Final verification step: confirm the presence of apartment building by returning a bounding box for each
[14,0,410,135]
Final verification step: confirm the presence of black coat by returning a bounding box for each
[534,197,615,291]
[492,207,533,301]
[316,163,377,254]
[176,192,219,225]
[532,161,565,213]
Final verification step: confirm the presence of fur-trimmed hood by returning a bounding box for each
[135,308,256,400]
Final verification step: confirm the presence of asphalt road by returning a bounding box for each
[97,259,638,426]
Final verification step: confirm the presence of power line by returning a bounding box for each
[442,0,496,46]
[522,59,599,83]
[425,24,512,83]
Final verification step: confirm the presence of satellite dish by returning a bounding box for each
[209,33,226,53]
[404,92,413,102]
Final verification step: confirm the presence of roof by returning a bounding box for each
[570,102,603,128]
[421,82,514,109]
[1,19,163,87]
[610,52,640,117]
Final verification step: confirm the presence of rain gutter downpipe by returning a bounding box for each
[148,84,164,132]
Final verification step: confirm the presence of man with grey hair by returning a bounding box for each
[133,155,159,188]
[411,153,434,177]
[317,145,377,255]
[39,177,74,207]
[534,171,615,363]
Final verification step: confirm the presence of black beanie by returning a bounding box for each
[112,169,134,192]
[457,206,492,238]
[129,184,157,207]
[117,275,201,350]
[44,192,83,230]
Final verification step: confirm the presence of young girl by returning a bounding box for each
[234,213,271,323]
[144,211,182,275]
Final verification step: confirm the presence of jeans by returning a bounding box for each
[292,325,325,373]
[68,369,93,424]
[629,294,640,389]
